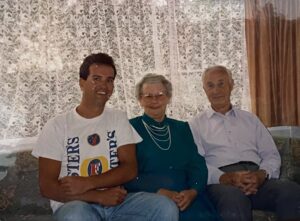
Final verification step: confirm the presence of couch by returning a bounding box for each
[0,151,53,221]
[0,134,299,221]
[253,135,300,221]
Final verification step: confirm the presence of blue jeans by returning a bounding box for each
[53,192,179,221]
[208,179,300,221]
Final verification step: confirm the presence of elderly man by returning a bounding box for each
[189,65,300,221]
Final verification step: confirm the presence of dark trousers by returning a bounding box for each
[208,163,300,221]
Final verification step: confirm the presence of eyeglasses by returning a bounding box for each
[141,91,167,101]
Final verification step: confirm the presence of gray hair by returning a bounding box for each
[202,65,234,84]
[135,74,172,99]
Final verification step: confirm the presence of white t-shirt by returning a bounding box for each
[32,107,142,212]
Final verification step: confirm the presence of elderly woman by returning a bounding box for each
[125,74,221,221]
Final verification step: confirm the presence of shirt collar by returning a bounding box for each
[206,105,237,118]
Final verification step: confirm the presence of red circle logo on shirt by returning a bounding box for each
[87,134,100,146]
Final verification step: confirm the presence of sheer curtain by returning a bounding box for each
[245,0,300,126]
[0,0,248,150]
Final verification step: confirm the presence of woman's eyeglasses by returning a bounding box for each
[141,91,167,101]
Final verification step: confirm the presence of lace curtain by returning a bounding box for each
[0,0,249,148]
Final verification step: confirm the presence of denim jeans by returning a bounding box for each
[53,192,179,221]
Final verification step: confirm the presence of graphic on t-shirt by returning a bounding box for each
[66,136,80,176]
[87,133,100,146]
[107,130,119,168]
[81,156,109,176]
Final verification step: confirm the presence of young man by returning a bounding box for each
[32,53,178,221]
[189,65,300,221]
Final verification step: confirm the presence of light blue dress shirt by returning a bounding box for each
[189,107,281,185]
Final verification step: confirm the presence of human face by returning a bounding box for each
[80,64,115,106]
[203,70,233,114]
[139,83,170,122]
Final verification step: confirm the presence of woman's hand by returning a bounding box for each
[157,188,179,200]
[158,188,197,211]
[174,189,197,211]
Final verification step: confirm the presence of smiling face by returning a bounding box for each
[139,82,171,122]
[203,68,234,114]
[79,63,115,107]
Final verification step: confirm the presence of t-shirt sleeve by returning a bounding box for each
[116,111,142,147]
[32,117,65,161]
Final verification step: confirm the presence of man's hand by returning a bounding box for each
[220,171,251,186]
[60,176,93,195]
[96,186,127,206]
[220,170,267,195]
[238,173,257,195]
[220,171,257,195]
[243,170,267,193]
[238,170,267,195]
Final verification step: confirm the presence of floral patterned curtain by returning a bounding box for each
[0,0,248,148]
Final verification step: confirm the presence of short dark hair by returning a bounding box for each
[79,53,117,80]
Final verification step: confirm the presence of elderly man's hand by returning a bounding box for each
[219,171,259,195]
[242,170,267,194]
[220,171,250,186]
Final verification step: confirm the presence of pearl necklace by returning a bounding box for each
[142,119,172,151]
